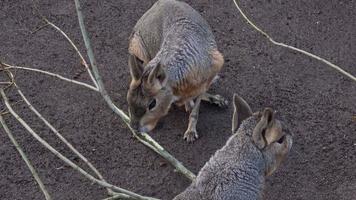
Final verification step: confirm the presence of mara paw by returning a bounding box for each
[183,129,199,143]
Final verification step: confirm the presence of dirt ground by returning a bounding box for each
[0,0,355,199]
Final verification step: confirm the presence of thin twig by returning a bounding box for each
[13,84,113,195]
[0,115,52,200]
[16,90,113,196]
[0,99,24,115]
[232,0,356,82]
[0,81,13,85]
[73,0,196,180]
[0,111,10,115]
[4,69,126,196]
[0,89,159,200]
[31,23,50,34]
[43,19,99,89]
[103,193,137,200]
[0,66,16,91]
[30,0,98,88]
[1,62,98,92]
[4,69,113,194]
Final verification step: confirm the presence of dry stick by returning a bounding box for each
[0,100,24,115]
[4,69,131,197]
[43,19,99,89]
[4,69,113,196]
[1,111,9,115]
[232,0,356,82]
[73,0,196,180]
[12,83,114,195]
[31,0,98,89]
[0,89,159,200]
[1,62,98,92]
[103,193,137,200]
[31,23,50,34]
[0,81,12,85]
[0,115,52,200]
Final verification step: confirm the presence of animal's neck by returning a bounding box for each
[196,137,266,200]
[227,164,265,200]
[221,138,266,199]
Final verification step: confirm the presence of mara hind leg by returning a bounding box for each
[184,92,228,111]
[201,49,228,107]
[201,93,228,107]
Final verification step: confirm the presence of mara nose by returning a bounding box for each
[130,120,140,131]
[138,126,149,133]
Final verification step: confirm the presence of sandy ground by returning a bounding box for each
[0,0,355,199]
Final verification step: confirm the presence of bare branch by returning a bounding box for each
[0,99,24,115]
[232,0,356,82]
[103,193,137,200]
[0,111,9,115]
[43,19,99,89]
[1,62,99,92]
[0,115,52,200]
[0,81,13,85]
[0,89,159,200]
[73,0,196,180]
[10,78,113,195]
[31,23,49,34]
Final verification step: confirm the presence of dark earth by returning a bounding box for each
[0,0,355,199]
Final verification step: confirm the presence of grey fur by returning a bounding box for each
[174,94,292,199]
[174,118,266,200]
[132,0,216,75]
[127,0,225,141]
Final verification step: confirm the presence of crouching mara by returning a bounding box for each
[127,0,227,142]
[173,94,293,200]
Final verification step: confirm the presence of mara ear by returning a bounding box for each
[252,108,275,149]
[148,63,166,85]
[128,55,144,80]
[232,93,253,133]
[143,63,167,93]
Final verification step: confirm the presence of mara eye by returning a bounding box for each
[261,129,266,138]
[148,99,156,110]
[277,135,285,144]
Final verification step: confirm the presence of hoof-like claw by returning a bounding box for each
[210,94,228,108]
[183,129,199,143]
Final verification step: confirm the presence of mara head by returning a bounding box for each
[127,56,174,133]
[232,93,293,177]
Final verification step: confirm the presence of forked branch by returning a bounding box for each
[1,62,98,92]
[233,0,356,82]
[0,88,159,200]
[44,19,99,89]
[0,115,52,200]
[2,68,112,195]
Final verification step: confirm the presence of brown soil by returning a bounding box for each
[0,0,355,199]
